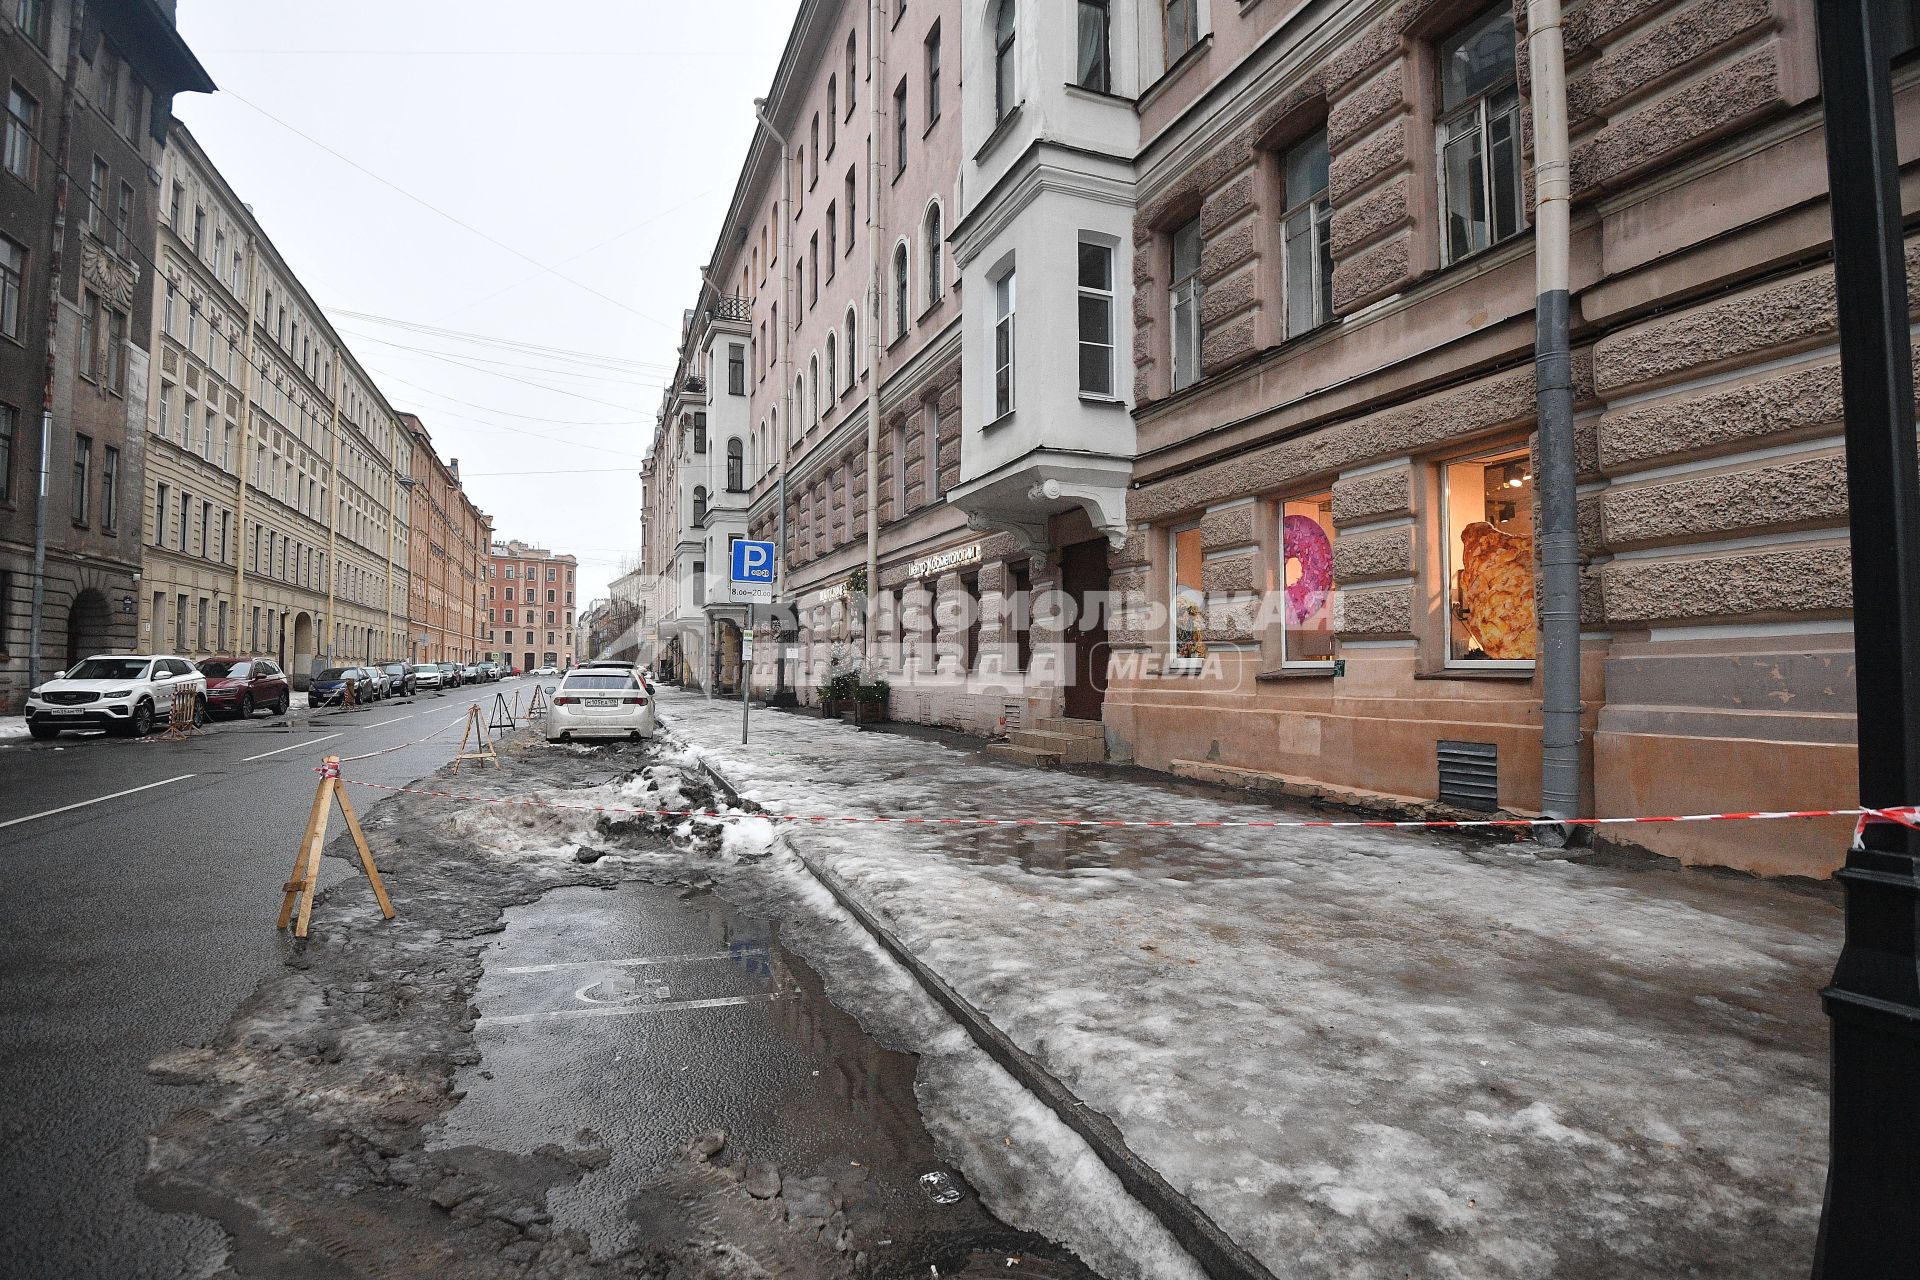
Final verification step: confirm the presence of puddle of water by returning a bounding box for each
[433,882,1094,1275]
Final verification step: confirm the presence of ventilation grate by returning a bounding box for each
[1437,740,1499,812]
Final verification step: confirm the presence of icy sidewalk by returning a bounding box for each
[663,690,1838,1280]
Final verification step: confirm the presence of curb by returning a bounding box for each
[693,757,1279,1280]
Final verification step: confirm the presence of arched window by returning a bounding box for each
[727,438,743,490]
[749,424,760,480]
[795,373,806,424]
[692,486,707,524]
[844,305,858,388]
[893,243,910,337]
[846,32,858,112]
[994,0,1017,122]
[924,203,944,303]
[810,354,822,420]
[768,407,778,475]
[825,332,837,401]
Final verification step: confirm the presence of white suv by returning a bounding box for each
[24,654,208,739]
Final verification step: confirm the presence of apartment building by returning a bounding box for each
[401,413,491,665]
[0,0,210,711]
[141,123,413,680]
[485,538,576,671]
[647,0,1906,880]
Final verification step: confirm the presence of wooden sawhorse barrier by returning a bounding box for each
[278,755,395,940]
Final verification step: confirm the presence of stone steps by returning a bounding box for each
[986,743,1062,768]
[1032,716,1105,742]
[1008,728,1105,764]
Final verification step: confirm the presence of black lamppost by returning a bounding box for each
[1811,2,1920,1275]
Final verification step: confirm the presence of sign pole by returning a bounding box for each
[729,539,777,746]
[1810,1,1920,1273]
[742,607,753,746]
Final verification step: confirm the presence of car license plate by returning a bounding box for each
[586,698,616,708]
[51,708,82,716]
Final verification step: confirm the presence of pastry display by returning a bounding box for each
[1458,520,1536,660]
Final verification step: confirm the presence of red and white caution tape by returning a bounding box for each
[319,772,1919,834]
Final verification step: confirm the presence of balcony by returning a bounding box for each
[707,294,752,323]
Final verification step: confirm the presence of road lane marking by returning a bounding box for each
[0,774,198,830]
[362,715,414,728]
[480,993,783,1026]
[495,949,765,976]
[243,733,342,762]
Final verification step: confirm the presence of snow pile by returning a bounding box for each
[655,690,1840,1280]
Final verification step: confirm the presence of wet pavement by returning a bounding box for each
[437,881,1094,1276]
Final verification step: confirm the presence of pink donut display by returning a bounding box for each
[1282,514,1333,626]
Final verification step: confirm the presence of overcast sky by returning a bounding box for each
[171,1,797,606]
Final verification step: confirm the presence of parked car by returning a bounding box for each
[462,662,488,685]
[198,657,292,719]
[479,662,503,682]
[580,658,653,694]
[532,666,559,677]
[380,661,418,697]
[545,667,656,743]
[415,663,445,691]
[308,666,380,708]
[24,654,207,738]
[437,661,465,689]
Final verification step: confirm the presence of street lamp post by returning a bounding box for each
[1811,2,1920,1275]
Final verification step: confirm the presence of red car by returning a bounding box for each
[197,657,292,718]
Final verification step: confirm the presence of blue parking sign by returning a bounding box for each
[730,539,775,602]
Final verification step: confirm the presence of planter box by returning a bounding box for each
[848,699,888,725]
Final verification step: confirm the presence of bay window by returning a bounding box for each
[1077,241,1114,397]
[992,270,1015,418]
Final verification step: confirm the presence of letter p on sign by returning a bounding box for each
[731,539,775,603]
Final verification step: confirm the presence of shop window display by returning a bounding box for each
[1280,494,1335,664]
[1443,446,1536,663]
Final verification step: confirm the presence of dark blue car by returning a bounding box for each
[307,666,376,708]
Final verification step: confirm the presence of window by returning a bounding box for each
[1280,129,1334,338]
[825,204,838,280]
[155,484,170,545]
[1443,445,1536,664]
[890,417,907,511]
[894,78,908,172]
[79,290,99,382]
[810,354,822,420]
[100,447,117,531]
[17,0,47,46]
[993,271,1016,418]
[0,403,14,503]
[192,206,205,255]
[1077,241,1114,396]
[115,181,132,256]
[846,32,858,115]
[796,145,805,210]
[1077,0,1110,92]
[100,46,120,124]
[0,234,23,340]
[1436,7,1523,265]
[694,412,707,453]
[994,0,1017,122]
[1165,0,1198,65]
[105,307,126,394]
[1169,218,1203,390]
[1279,495,1335,665]
[70,434,90,525]
[828,77,838,149]
[796,258,805,316]
[845,167,857,250]
[1171,523,1204,663]
[178,491,189,550]
[5,85,38,183]
[693,486,708,524]
[926,23,942,123]
[809,232,819,306]
[727,438,744,490]
[876,246,902,348]
[810,114,820,185]
[825,332,837,398]
[924,203,943,304]
[844,305,858,387]
[728,343,745,395]
[86,157,105,236]
[923,393,940,499]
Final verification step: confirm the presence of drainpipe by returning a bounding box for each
[232,234,259,651]
[1528,0,1580,838]
[863,0,885,654]
[752,98,794,692]
[322,347,342,669]
[28,0,83,688]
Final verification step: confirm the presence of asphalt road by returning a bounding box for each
[0,675,542,1280]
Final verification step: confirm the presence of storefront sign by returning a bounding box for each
[906,542,983,580]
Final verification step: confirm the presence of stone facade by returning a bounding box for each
[486,539,578,671]
[401,415,491,665]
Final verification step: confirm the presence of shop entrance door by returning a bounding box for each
[1059,540,1110,722]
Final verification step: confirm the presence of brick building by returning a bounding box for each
[401,413,490,665]
[485,538,576,671]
